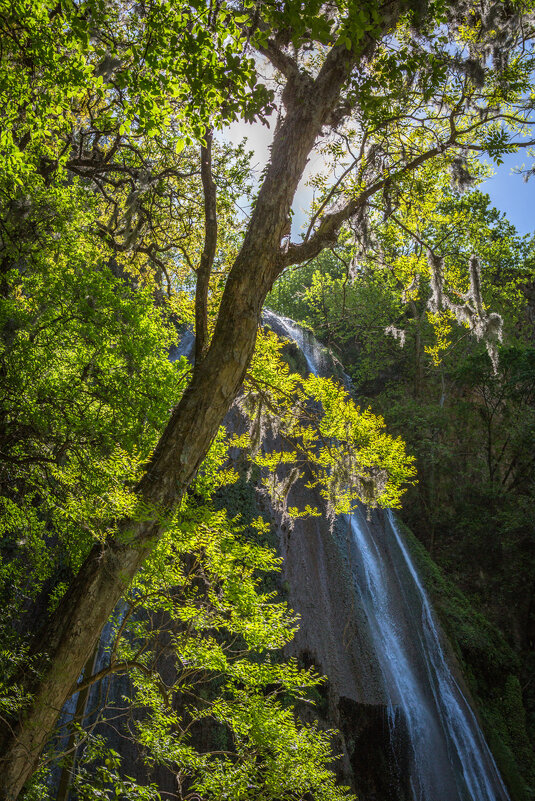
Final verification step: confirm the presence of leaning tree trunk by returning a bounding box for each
[0,9,403,796]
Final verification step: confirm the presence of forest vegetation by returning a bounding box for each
[0,0,535,799]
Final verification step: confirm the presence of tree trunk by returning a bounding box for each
[0,9,404,795]
[0,61,338,801]
[0,212,277,801]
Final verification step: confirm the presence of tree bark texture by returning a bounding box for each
[0,7,405,797]
[195,130,217,365]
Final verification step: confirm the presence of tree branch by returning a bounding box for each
[195,129,217,364]
[72,659,170,707]
[283,141,449,267]
[257,39,303,85]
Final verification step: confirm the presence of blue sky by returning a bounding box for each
[226,121,535,239]
[480,150,535,236]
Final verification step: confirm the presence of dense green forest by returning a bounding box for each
[1,1,535,799]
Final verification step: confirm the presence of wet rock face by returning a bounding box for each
[270,486,386,708]
[337,698,412,801]
[269,452,510,800]
[270,486,409,799]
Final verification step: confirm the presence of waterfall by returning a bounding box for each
[48,311,512,801]
[265,308,511,801]
[262,310,330,377]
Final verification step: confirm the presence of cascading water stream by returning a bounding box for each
[348,511,510,801]
[262,310,329,377]
[265,308,511,801]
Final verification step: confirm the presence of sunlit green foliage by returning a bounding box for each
[93,502,352,801]
[0,0,270,186]
[0,223,365,797]
[243,328,415,512]
[271,169,534,377]
[0,189,181,577]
